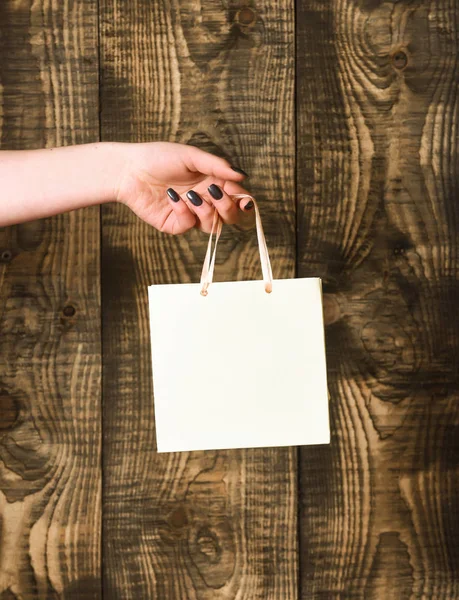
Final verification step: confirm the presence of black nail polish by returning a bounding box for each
[208,184,223,200]
[231,165,249,177]
[167,188,180,202]
[244,200,254,210]
[187,190,203,207]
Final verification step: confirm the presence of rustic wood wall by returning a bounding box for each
[298,2,459,598]
[0,1,102,598]
[0,0,458,598]
[99,0,297,597]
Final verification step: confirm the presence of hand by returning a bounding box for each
[114,142,255,234]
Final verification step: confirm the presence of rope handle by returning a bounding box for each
[200,195,273,296]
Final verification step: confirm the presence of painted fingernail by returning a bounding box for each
[167,188,180,202]
[187,190,203,207]
[231,165,249,177]
[244,200,254,210]
[208,184,223,200]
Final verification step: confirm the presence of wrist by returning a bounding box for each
[90,142,127,205]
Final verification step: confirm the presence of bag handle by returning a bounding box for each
[200,194,273,296]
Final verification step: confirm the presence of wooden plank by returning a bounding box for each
[0,1,101,598]
[100,0,297,597]
[297,0,459,597]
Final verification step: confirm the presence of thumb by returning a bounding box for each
[185,146,248,182]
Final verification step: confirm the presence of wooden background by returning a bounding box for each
[0,0,458,598]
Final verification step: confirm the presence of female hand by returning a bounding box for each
[114,142,255,234]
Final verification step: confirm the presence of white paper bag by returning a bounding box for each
[148,196,330,453]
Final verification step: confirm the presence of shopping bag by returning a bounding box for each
[148,196,330,453]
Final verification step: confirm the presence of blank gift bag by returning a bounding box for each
[148,196,330,453]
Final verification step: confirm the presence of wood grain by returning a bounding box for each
[99,0,297,597]
[297,0,459,597]
[0,1,101,597]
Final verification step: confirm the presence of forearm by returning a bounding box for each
[0,142,124,226]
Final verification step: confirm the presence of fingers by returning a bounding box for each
[235,196,256,230]
[167,187,215,233]
[185,146,249,183]
[166,188,197,234]
[238,197,255,211]
[166,181,256,235]
[204,183,239,225]
[222,181,256,230]
[203,182,256,230]
[184,190,216,233]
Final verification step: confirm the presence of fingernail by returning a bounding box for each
[167,188,180,202]
[208,184,223,200]
[187,190,203,207]
[244,200,254,210]
[231,165,249,177]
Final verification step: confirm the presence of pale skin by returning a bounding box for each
[0,142,255,231]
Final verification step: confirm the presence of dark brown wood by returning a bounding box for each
[1,0,457,596]
[297,0,459,597]
[0,1,101,597]
[99,0,297,597]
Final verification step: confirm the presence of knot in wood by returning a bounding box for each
[235,7,257,26]
[168,506,189,529]
[392,50,408,70]
[195,527,221,563]
[1,249,13,263]
[63,305,76,317]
